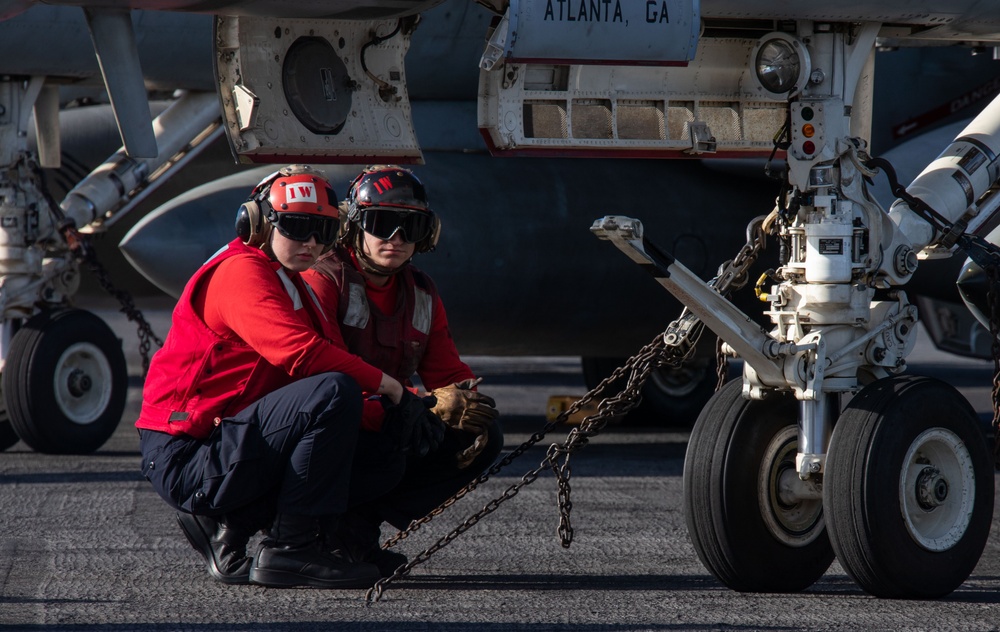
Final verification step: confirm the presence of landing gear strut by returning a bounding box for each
[0,78,217,454]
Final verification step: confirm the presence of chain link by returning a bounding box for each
[712,214,769,296]
[710,214,769,394]
[365,334,668,603]
[28,158,163,374]
[69,231,164,375]
[962,234,1000,469]
[365,214,771,603]
[715,336,728,391]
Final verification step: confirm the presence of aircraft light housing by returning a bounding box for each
[751,33,809,99]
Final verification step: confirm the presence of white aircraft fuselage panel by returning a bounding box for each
[478,36,802,158]
[700,0,1000,43]
[215,15,422,163]
[493,0,699,65]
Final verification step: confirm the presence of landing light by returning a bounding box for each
[751,33,809,99]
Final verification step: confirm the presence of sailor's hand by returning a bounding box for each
[431,378,498,426]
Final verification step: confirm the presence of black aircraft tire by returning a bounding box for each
[3,309,128,454]
[683,379,834,592]
[824,375,994,599]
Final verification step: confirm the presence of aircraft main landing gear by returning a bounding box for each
[1,309,128,454]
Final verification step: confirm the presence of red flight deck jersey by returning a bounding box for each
[303,247,474,430]
[135,239,383,439]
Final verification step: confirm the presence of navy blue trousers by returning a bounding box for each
[141,372,363,518]
[141,372,505,529]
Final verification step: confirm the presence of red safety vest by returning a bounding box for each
[310,248,435,385]
[135,239,331,439]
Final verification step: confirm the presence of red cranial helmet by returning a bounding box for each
[236,165,339,248]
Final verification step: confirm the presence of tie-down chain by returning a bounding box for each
[364,215,770,603]
[28,159,163,373]
[864,153,1000,464]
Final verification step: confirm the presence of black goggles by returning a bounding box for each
[271,213,338,245]
[359,208,433,243]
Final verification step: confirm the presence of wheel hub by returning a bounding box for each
[54,342,114,425]
[67,369,92,397]
[900,428,975,552]
[759,426,825,546]
[915,466,948,510]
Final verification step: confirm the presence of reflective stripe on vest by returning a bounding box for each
[413,286,431,335]
[344,282,370,329]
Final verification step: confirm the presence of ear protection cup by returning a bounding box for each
[419,214,441,253]
[345,199,362,224]
[235,199,270,247]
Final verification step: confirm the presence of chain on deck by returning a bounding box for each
[364,214,770,603]
[366,150,1000,603]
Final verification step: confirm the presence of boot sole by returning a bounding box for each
[249,566,378,589]
[175,512,251,585]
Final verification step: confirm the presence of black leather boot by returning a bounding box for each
[249,514,380,588]
[332,511,408,577]
[175,512,254,584]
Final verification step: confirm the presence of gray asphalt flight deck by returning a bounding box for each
[1,301,999,631]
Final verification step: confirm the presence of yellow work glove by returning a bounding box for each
[430,377,499,468]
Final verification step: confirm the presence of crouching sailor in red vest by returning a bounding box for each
[302,165,503,577]
[136,165,410,588]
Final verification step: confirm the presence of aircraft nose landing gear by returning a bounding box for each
[594,214,995,599]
